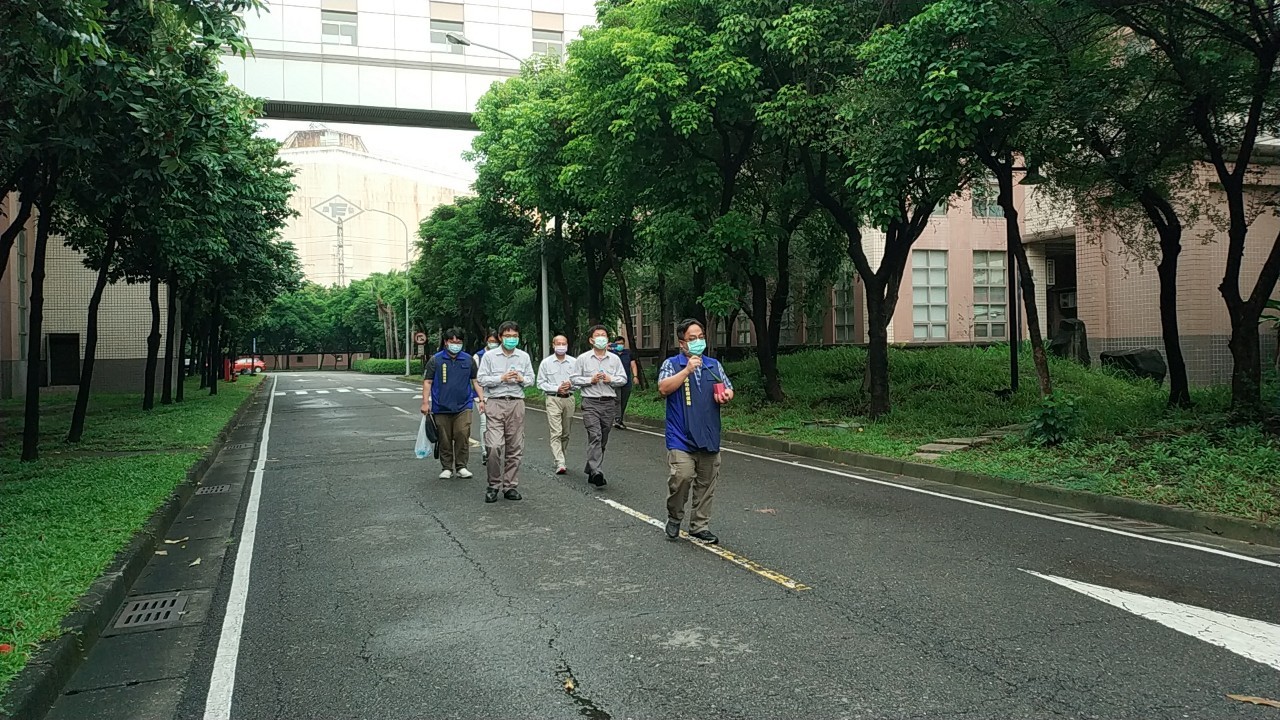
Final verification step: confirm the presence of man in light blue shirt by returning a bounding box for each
[572,324,628,487]
[537,334,577,475]
[476,321,536,503]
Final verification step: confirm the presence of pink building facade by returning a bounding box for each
[628,172,1279,387]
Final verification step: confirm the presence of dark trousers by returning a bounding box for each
[617,383,632,424]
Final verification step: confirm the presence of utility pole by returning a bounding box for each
[336,218,346,287]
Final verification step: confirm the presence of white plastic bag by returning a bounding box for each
[415,415,433,459]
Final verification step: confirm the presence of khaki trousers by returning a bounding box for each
[483,398,525,489]
[666,450,722,533]
[544,395,575,468]
[432,409,472,471]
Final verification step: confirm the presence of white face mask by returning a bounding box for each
[554,345,568,356]
[592,336,609,350]
[487,342,499,350]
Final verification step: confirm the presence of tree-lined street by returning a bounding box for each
[131,373,1280,719]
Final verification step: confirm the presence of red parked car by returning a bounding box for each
[234,357,266,374]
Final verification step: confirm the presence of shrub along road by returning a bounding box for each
[162,371,1280,720]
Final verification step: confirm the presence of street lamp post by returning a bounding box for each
[447,31,550,358]
[363,208,414,376]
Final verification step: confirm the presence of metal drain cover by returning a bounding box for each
[195,485,231,495]
[114,595,188,629]
[225,443,253,450]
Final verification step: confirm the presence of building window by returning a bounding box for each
[319,131,340,147]
[321,11,357,46]
[736,315,752,346]
[971,183,1004,218]
[972,251,1007,339]
[912,250,948,341]
[715,316,728,347]
[833,270,857,343]
[778,305,796,346]
[532,28,564,56]
[431,18,465,52]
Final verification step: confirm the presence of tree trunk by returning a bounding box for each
[548,250,577,348]
[584,233,605,326]
[864,281,892,418]
[143,276,161,410]
[209,298,222,396]
[658,272,673,362]
[162,283,178,405]
[991,159,1052,396]
[68,231,119,443]
[21,183,56,462]
[748,273,784,402]
[176,320,187,403]
[1155,227,1191,408]
[611,247,642,388]
[0,195,34,285]
[1221,223,1280,414]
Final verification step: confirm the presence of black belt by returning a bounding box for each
[545,392,571,397]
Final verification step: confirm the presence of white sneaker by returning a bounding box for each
[439,469,453,479]
[456,468,473,479]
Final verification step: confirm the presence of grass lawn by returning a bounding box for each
[0,375,261,698]
[618,346,1280,525]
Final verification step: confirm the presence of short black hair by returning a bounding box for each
[676,318,704,341]
[484,330,499,342]
[498,321,520,335]
[444,328,464,343]
[612,335,625,343]
[588,324,609,338]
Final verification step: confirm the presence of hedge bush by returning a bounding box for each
[353,358,422,375]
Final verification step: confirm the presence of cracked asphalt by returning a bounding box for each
[178,371,1280,720]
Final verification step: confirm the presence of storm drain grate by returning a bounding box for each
[225,443,253,450]
[195,484,232,495]
[114,595,188,629]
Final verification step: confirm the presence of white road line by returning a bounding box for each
[336,388,351,393]
[528,406,1280,569]
[413,394,423,399]
[395,387,413,392]
[204,376,278,720]
[315,390,329,394]
[273,392,284,397]
[357,388,372,393]
[377,388,394,392]
[1023,570,1280,671]
[292,390,307,396]
[392,406,412,415]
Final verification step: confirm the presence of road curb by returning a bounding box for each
[0,380,270,720]
[592,406,1279,550]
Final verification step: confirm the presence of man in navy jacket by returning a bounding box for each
[422,329,484,479]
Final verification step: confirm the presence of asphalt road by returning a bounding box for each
[177,371,1280,720]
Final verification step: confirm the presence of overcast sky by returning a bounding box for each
[257,119,480,184]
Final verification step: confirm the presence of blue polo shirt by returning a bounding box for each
[659,353,732,453]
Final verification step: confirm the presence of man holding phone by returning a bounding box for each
[537,334,577,475]
[572,325,628,487]
[477,321,536,503]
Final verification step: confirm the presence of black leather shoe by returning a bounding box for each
[485,488,499,503]
[504,489,522,501]
[588,472,607,487]
[689,530,719,544]
[665,519,680,540]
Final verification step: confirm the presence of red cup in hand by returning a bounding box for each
[713,382,726,403]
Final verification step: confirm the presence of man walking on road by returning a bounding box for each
[611,335,639,431]
[477,322,535,503]
[537,335,576,475]
[422,329,483,479]
[657,318,734,544]
[572,325,628,487]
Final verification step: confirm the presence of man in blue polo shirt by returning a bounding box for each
[422,329,483,480]
[657,318,734,544]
